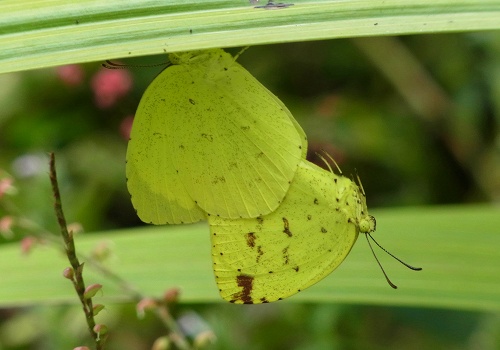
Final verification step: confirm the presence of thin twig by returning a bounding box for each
[16,210,191,349]
[83,253,191,349]
[49,152,105,350]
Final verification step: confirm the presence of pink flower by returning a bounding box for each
[56,65,85,86]
[0,177,14,198]
[0,216,13,238]
[20,236,37,255]
[91,67,132,109]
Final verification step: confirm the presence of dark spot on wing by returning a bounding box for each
[231,274,254,304]
[307,214,312,220]
[314,198,319,205]
[293,266,299,272]
[282,246,290,265]
[189,98,195,105]
[212,176,226,184]
[246,232,256,248]
[282,217,292,237]
[256,245,264,263]
[201,133,213,142]
[321,227,327,233]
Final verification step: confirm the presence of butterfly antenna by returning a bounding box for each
[365,234,398,289]
[102,60,168,69]
[234,47,250,61]
[367,233,422,271]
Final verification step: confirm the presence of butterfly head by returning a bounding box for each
[359,215,376,233]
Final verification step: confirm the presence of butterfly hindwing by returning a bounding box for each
[209,160,372,303]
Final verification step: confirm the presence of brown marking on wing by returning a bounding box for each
[245,232,256,248]
[282,246,290,265]
[282,217,292,237]
[256,245,264,263]
[230,274,254,304]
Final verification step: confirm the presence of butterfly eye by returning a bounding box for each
[359,216,375,233]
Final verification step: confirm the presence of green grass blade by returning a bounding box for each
[0,205,498,311]
[1,0,499,73]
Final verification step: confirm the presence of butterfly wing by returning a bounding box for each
[209,160,368,303]
[126,88,206,224]
[127,49,306,224]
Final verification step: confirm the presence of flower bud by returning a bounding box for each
[93,324,108,340]
[151,336,170,350]
[0,216,14,238]
[0,177,15,198]
[163,288,180,304]
[93,304,105,316]
[20,236,37,255]
[136,297,157,319]
[91,241,112,262]
[83,283,102,300]
[63,267,74,280]
[67,222,84,235]
[194,330,217,348]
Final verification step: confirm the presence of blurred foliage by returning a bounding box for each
[0,32,499,349]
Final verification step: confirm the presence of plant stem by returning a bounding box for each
[49,152,105,350]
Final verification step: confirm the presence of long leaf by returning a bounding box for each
[1,0,499,73]
[1,205,498,311]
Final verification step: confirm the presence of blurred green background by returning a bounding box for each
[0,33,499,349]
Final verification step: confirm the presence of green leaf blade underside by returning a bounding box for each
[0,205,499,312]
[1,0,499,73]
